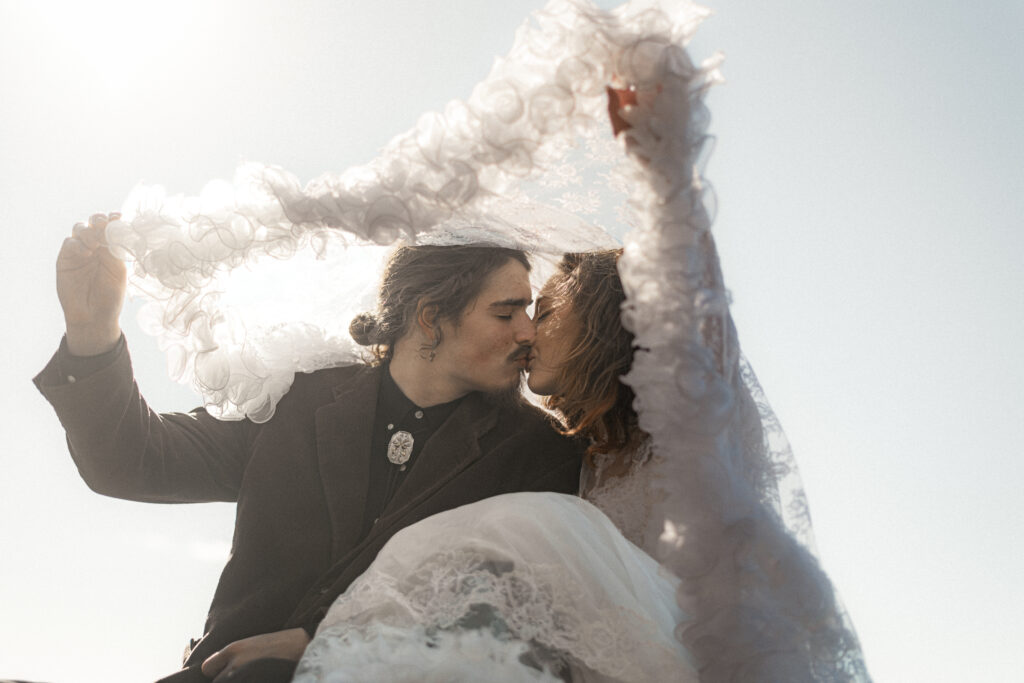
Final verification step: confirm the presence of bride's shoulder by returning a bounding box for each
[588,437,655,481]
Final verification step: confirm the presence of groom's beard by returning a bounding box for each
[479,344,531,409]
[484,368,529,411]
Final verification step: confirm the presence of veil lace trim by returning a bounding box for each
[609,16,869,677]
[104,0,869,679]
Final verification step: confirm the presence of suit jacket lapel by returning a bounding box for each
[314,364,381,561]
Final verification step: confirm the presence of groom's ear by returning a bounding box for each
[415,301,441,342]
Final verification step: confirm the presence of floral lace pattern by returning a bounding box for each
[295,493,694,682]
[297,627,563,683]
[581,439,666,551]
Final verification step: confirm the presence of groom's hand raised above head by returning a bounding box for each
[56,212,127,356]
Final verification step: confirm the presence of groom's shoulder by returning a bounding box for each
[487,396,579,451]
[478,400,584,485]
[277,361,377,407]
[297,361,373,384]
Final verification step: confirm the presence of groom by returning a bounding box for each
[34,214,583,682]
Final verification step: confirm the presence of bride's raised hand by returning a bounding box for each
[57,212,127,356]
[606,83,662,165]
[607,85,638,137]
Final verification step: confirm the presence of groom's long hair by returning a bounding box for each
[544,250,641,463]
[349,243,530,365]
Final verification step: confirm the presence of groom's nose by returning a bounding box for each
[513,314,536,346]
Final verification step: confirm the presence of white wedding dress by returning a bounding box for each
[293,443,696,682]
[104,0,870,679]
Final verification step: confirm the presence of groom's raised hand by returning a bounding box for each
[56,212,126,356]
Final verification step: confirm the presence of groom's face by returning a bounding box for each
[433,259,536,394]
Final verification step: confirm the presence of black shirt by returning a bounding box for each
[360,364,464,539]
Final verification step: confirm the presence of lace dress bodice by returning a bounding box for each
[580,439,666,555]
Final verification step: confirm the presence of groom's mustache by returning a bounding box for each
[507,345,532,363]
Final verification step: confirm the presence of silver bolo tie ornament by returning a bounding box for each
[387,430,415,465]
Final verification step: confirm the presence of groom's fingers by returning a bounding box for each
[200,647,232,678]
[72,212,118,251]
[71,223,100,251]
[201,628,310,679]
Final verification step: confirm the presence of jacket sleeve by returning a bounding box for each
[33,338,258,503]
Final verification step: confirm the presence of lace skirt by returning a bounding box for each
[293,492,697,682]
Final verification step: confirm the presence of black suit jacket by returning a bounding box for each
[34,343,583,667]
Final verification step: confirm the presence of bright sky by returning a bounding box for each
[1,1,1021,681]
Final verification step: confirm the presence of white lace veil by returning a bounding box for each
[106,0,868,679]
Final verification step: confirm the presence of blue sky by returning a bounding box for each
[1,1,1021,680]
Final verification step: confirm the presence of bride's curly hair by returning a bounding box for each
[543,249,643,462]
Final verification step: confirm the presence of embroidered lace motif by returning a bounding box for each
[305,548,683,681]
[295,493,695,683]
[581,439,666,552]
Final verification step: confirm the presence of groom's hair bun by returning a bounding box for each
[349,312,385,346]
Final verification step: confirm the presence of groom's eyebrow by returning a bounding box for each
[488,297,532,309]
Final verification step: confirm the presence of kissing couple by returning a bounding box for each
[38,236,693,682]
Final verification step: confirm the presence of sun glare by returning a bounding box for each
[33,0,204,86]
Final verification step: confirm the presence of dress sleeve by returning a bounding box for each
[33,338,258,503]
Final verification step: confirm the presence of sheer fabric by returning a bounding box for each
[104,0,869,679]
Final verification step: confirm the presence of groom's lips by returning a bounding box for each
[508,347,532,365]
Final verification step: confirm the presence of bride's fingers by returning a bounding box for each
[607,86,640,136]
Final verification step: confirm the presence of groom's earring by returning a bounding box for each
[416,303,440,362]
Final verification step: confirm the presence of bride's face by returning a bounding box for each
[526,283,581,396]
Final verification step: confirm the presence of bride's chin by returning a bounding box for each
[525,374,554,397]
